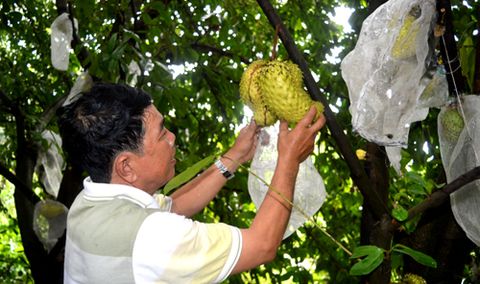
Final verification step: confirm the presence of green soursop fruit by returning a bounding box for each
[257,60,324,124]
[239,60,278,126]
[440,107,465,143]
[240,59,324,125]
[391,6,421,60]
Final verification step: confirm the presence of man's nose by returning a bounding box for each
[168,131,176,146]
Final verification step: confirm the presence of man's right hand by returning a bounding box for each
[232,106,326,275]
[277,106,326,165]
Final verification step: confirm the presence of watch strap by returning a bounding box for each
[214,159,234,180]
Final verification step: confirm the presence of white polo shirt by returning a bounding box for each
[64,177,242,283]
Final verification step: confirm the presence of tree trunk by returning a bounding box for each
[14,142,51,283]
[400,201,475,283]
[361,143,391,283]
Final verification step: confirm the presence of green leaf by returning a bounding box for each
[392,244,437,268]
[106,33,118,53]
[349,245,385,276]
[390,252,403,270]
[392,205,409,221]
[350,245,385,259]
[163,154,217,194]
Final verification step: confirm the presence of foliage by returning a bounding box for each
[0,178,33,283]
[349,244,436,276]
[1,0,480,283]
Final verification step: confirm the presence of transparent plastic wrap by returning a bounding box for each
[248,124,327,239]
[33,200,68,252]
[50,13,77,71]
[341,0,437,146]
[439,95,480,247]
[35,131,64,198]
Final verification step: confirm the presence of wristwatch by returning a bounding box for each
[214,159,235,180]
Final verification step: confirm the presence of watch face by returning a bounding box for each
[223,171,233,179]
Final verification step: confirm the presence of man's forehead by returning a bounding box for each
[143,105,164,123]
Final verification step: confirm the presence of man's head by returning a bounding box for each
[58,83,176,191]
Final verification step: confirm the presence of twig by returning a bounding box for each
[270,24,280,60]
[190,42,251,64]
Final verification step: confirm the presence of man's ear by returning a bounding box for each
[112,152,138,184]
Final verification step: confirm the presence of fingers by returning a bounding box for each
[279,120,289,134]
[247,119,257,130]
[310,113,326,132]
[297,106,317,128]
[240,120,259,138]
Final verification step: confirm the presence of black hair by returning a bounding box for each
[58,83,152,183]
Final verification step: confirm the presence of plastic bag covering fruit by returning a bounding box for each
[51,13,77,71]
[33,200,68,252]
[439,96,480,247]
[35,131,65,198]
[239,60,323,126]
[248,124,326,239]
[341,0,438,146]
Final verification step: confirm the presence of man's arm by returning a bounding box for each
[169,121,259,217]
[232,107,326,273]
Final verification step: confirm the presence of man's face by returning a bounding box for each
[134,105,176,193]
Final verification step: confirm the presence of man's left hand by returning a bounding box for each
[225,121,260,164]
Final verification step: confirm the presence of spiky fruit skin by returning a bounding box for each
[402,273,427,284]
[391,12,420,60]
[257,61,324,124]
[240,60,324,125]
[239,60,278,126]
[440,107,465,143]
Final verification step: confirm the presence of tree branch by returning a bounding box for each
[36,82,69,133]
[190,42,251,65]
[0,162,40,205]
[393,165,480,228]
[0,89,18,115]
[256,0,389,219]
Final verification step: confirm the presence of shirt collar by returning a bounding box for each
[82,177,160,209]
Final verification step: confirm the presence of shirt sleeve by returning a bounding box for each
[153,193,173,212]
[132,212,242,283]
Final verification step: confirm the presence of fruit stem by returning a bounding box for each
[270,24,280,60]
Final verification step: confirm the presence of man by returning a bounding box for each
[58,83,325,283]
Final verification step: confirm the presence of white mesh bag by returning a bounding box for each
[62,72,93,106]
[341,0,437,146]
[35,131,64,198]
[51,13,77,71]
[439,95,480,247]
[248,123,327,239]
[386,66,448,175]
[33,200,69,252]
